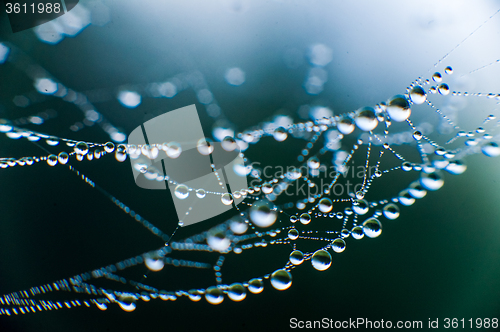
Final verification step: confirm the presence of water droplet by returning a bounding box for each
[221,193,233,206]
[47,154,58,166]
[362,218,382,238]
[164,142,182,159]
[374,170,382,178]
[227,283,246,302]
[311,250,332,271]
[352,199,369,215]
[229,219,248,234]
[318,197,332,213]
[355,191,364,200]
[355,107,378,131]
[197,138,214,155]
[351,226,364,240]
[300,213,311,225]
[174,185,189,199]
[387,95,411,122]
[270,269,292,291]
[444,66,453,75]
[409,86,426,105]
[445,160,467,175]
[288,228,299,240]
[58,152,69,165]
[401,161,412,172]
[248,278,264,294]
[413,130,423,140]
[307,156,320,169]
[196,189,206,198]
[432,72,442,82]
[420,171,444,191]
[205,286,224,305]
[408,181,427,199]
[337,117,355,135]
[289,250,304,265]
[249,201,277,227]
[262,182,273,194]
[207,232,231,252]
[221,136,237,152]
[144,255,165,272]
[273,127,288,141]
[74,142,89,155]
[438,83,450,95]
[383,203,400,220]
[104,142,115,153]
[331,238,346,253]
[482,142,500,157]
[398,189,415,206]
[290,215,298,223]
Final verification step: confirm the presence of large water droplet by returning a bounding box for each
[311,249,332,271]
[227,283,246,302]
[307,156,320,169]
[197,138,214,155]
[387,95,411,122]
[174,185,189,199]
[300,213,311,225]
[248,278,264,294]
[221,136,237,152]
[352,199,369,215]
[318,197,333,213]
[289,250,304,265]
[331,238,346,253]
[383,203,400,220]
[270,269,292,290]
[205,286,224,305]
[288,228,299,240]
[164,142,182,159]
[420,171,444,191]
[351,226,364,240]
[337,117,355,135]
[362,218,382,238]
[409,86,426,105]
[74,142,89,155]
[355,107,378,131]
[273,127,288,142]
[221,193,233,206]
[482,142,500,157]
[249,201,277,227]
[438,83,450,95]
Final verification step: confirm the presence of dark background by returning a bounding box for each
[0,1,500,331]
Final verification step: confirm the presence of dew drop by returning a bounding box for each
[432,72,442,82]
[273,127,288,142]
[104,142,115,153]
[387,95,411,122]
[197,138,214,155]
[311,249,332,271]
[337,117,355,135]
[165,142,182,159]
[438,83,450,95]
[174,185,189,199]
[355,107,378,131]
[352,199,369,215]
[288,228,299,240]
[299,213,311,225]
[74,142,89,155]
[227,283,246,302]
[481,142,500,157]
[221,193,233,206]
[444,66,453,75]
[207,232,231,252]
[249,201,277,227]
[413,130,423,140]
[382,203,400,220]
[205,286,224,305]
[408,181,427,199]
[47,154,58,166]
[445,160,467,175]
[420,171,444,191]
[57,152,69,165]
[270,269,292,291]
[196,189,206,198]
[318,197,333,213]
[221,136,237,152]
[362,218,382,238]
[307,156,320,169]
[351,226,364,240]
[289,250,304,265]
[248,278,264,294]
[409,86,427,105]
[331,238,346,253]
